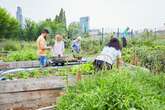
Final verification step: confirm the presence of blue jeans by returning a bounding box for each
[39,56,47,68]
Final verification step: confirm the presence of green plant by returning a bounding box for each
[3,40,21,51]
[56,68,165,110]
[0,7,19,39]
[122,37,165,73]
[3,63,94,80]
[70,63,94,75]
[5,49,37,61]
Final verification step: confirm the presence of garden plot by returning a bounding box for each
[0,76,76,110]
[0,63,94,109]
[0,63,93,80]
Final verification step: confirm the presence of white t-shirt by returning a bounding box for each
[53,41,65,57]
[95,46,121,65]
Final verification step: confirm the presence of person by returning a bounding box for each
[122,27,129,47]
[36,29,51,68]
[93,38,122,71]
[71,36,81,54]
[53,34,65,57]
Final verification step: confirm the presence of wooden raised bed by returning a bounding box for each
[0,61,39,69]
[0,76,77,110]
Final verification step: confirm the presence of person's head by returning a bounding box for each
[41,29,49,39]
[55,34,63,42]
[107,38,121,50]
[76,36,81,42]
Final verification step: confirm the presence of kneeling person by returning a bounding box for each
[93,38,122,70]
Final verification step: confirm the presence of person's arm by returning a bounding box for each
[45,46,51,49]
[40,40,51,50]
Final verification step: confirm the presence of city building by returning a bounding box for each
[80,16,89,33]
[16,6,23,28]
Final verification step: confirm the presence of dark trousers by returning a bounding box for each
[93,60,112,71]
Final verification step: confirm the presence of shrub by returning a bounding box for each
[3,40,21,51]
[81,38,102,55]
[71,63,94,75]
[122,37,165,73]
[5,49,37,61]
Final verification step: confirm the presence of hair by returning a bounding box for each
[42,29,49,34]
[107,38,122,50]
[55,34,63,42]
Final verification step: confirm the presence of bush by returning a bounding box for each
[81,38,102,55]
[5,49,37,61]
[135,47,165,73]
[123,37,165,73]
[56,68,165,110]
[71,63,94,75]
[3,40,21,51]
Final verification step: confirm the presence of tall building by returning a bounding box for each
[16,6,23,28]
[80,17,89,33]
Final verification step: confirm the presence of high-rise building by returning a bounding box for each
[80,17,89,33]
[16,6,23,28]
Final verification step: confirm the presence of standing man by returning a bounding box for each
[36,29,51,68]
[122,27,130,47]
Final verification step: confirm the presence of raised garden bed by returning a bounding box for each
[0,75,78,110]
[0,63,94,109]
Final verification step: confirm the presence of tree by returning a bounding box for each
[39,19,66,36]
[0,7,19,39]
[55,8,66,26]
[22,19,39,41]
[68,22,81,39]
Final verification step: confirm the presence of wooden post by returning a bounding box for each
[116,58,120,69]
[76,71,81,81]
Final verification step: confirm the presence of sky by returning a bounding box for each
[0,0,165,30]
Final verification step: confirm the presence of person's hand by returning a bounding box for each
[46,46,52,49]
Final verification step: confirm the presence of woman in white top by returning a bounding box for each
[53,34,65,57]
[93,38,122,70]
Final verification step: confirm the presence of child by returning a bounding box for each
[53,34,65,57]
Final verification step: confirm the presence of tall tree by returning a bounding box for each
[55,8,66,26]
[0,7,19,39]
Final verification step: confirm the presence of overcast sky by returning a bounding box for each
[0,0,165,30]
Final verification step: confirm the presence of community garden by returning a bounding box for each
[55,35,165,110]
[0,33,165,109]
[0,6,165,110]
